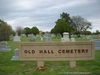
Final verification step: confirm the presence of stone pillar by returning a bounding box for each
[37,61,44,67]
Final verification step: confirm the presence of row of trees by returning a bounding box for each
[51,12,92,38]
[16,26,40,36]
[23,27,39,36]
[0,19,40,41]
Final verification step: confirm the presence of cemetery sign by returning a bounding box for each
[19,42,95,61]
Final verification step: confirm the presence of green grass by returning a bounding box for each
[21,37,30,42]
[52,37,61,42]
[0,37,100,75]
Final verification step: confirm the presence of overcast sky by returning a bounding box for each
[0,0,100,32]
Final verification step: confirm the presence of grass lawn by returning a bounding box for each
[0,37,100,75]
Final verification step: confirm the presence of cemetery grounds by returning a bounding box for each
[0,37,100,75]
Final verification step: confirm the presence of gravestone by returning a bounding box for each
[11,48,19,60]
[28,34,33,37]
[51,34,56,38]
[21,34,26,37]
[93,39,100,50]
[0,41,11,52]
[61,32,75,42]
[29,34,36,42]
[61,32,70,42]
[43,33,52,42]
[13,34,21,42]
[36,35,40,38]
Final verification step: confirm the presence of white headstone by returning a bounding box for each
[44,33,52,42]
[51,34,56,38]
[21,34,26,37]
[11,48,19,60]
[61,32,70,42]
[61,32,75,42]
[13,34,21,42]
[29,34,36,42]
[28,34,33,37]
[0,41,11,52]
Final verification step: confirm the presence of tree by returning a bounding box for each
[82,31,91,35]
[23,27,31,37]
[52,19,69,36]
[51,12,75,38]
[72,16,92,37]
[60,12,75,38]
[31,27,39,35]
[0,19,13,41]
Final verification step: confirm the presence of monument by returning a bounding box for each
[29,34,36,42]
[43,33,52,42]
[61,32,70,42]
[0,41,11,52]
[51,34,56,38]
[61,32,75,42]
[21,34,26,37]
[28,34,33,37]
[11,48,19,60]
[13,33,21,42]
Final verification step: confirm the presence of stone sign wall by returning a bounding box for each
[19,42,95,61]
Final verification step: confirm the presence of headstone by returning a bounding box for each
[61,32,75,42]
[43,33,52,42]
[21,34,26,37]
[36,35,40,38]
[0,41,11,52]
[11,48,19,60]
[51,34,56,38]
[61,32,70,42]
[29,34,36,42]
[28,34,33,37]
[13,34,21,42]
[93,39,100,50]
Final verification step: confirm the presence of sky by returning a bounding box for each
[0,0,100,32]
